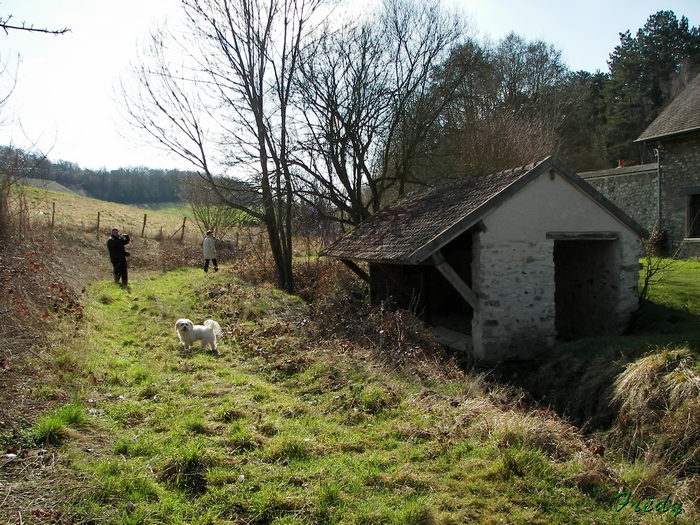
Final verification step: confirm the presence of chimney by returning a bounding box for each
[618,159,625,168]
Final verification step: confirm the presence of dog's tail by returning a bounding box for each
[204,319,222,335]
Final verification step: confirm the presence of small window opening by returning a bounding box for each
[687,194,700,238]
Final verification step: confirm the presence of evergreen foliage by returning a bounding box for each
[604,11,700,164]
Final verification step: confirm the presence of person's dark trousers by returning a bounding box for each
[113,261,128,285]
[204,259,218,272]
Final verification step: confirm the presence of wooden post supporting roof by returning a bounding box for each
[431,250,479,312]
[341,259,369,282]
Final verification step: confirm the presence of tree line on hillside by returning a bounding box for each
[0,146,187,204]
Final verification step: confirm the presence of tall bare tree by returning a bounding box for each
[294,0,467,227]
[120,0,326,293]
[417,32,570,178]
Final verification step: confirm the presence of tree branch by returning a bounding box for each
[0,15,70,36]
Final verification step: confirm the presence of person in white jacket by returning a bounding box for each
[202,230,218,272]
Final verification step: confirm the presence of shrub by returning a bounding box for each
[157,239,202,271]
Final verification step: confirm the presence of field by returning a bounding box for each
[1,186,700,524]
[16,184,195,242]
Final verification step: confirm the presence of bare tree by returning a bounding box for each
[0,146,51,242]
[418,32,570,178]
[295,0,467,227]
[178,172,246,240]
[120,0,327,293]
[0,57,35,241]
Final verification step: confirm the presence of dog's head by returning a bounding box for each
[175,318,194,333]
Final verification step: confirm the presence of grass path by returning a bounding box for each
[17,267,665,525]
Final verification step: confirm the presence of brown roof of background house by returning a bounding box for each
[320,156,647,265]
[579,163,657,179]
[636,73,700,142]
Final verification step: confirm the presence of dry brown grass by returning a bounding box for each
[610,347,700,507]
[16,185,197,243]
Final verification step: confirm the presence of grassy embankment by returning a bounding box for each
[11,270,622,524]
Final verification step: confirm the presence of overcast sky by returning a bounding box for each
[1,0,699,172]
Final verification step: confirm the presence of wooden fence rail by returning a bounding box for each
[88,207,188,241]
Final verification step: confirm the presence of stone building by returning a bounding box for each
[579,163,658,238]
[582,73,700,256]
[321,156,647,363]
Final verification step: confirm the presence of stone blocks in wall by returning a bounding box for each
[472,240,556,362]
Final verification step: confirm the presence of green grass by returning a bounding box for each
[14,184,199,242]
[32,403,90,446]
[11,259,700,523]
[635,258,700,347]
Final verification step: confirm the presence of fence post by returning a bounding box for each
[51,202,55,230]
[97,211,100,234]
[180,217,187,243]
[142,214,147,238]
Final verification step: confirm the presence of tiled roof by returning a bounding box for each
[321,156,648,264]
[637,73,700,142]
[321,160,541,263]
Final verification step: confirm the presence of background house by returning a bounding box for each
[579,162,658,238]
[321,156,647,363]
[582,73,700,256]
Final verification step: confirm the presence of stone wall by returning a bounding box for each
[658,134,700,255]
[471,237,556,361]
[580,165,658,234]
[471,233,641,362]
[470,169,643,362]
[581,134,700,256]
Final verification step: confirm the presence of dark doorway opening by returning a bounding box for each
[553,239,618,340]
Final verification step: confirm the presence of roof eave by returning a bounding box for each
[635,126,700,144]
[321,253,414,265]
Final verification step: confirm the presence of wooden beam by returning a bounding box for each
[431,250,479,312]
[341,259,369,282]
[546,231,618,241]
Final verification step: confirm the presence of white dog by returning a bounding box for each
[175,318,222,352]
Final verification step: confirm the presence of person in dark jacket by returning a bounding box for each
[107,227,130,286]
